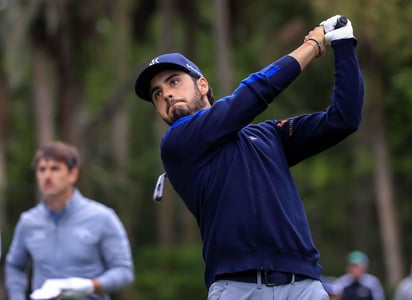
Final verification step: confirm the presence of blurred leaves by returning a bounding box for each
[2,0,412,298]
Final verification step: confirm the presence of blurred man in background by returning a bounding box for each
[394,263,412,300]
[5,141,134,300]
[322,276,341,300]
[335,250,385,300]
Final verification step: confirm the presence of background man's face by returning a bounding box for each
[36,159,78,201]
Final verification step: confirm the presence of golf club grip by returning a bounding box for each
[335,16,348,29]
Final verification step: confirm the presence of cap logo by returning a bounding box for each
[186,63,202,76]
[149,58,160,66]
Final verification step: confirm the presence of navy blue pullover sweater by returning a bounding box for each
[160,39,364,289]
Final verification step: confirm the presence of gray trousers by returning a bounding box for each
[207,275,329,300]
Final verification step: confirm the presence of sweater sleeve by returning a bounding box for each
[276,38,364,166]
[162,55,302,163]
[5,217,30,300]
[95,209,135,292]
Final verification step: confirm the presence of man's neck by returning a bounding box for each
[44,188,74,211]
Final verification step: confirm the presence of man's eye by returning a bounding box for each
[170,79,179,86]
[153,90,162,99]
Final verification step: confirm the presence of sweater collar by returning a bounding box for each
[42,188,84,221]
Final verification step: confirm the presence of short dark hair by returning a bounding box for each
[32,141,80,170]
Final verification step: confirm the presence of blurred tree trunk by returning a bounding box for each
[178,0,202,245]
[112,0,130,167]
[361,42,403,285]
[156,0,175,247]
[56,0,85,144]
[214,0,232,95]
[29,1,56,147]
[53,0,100,145]
[0,69,10,225]
[32,45,55,146]
[0,61,11,300]
[178,0,198,56]
[155,0,209,246]
[111,2,134,298]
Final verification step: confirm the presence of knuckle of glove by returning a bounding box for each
[324,20,354,43]
[61,278,94,298]
[320,15,341,33]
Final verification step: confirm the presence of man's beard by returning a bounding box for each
[169,107,190,125]
[167,88,206,125]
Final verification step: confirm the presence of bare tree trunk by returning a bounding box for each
[155,0,176,247]
[370,102,403,285]
[57,0,76,142]
[362,51,403,285]
[33,46,55,146]
[110,3,134,298]
[0,62,11,300]
[178,0,198,56]
[55,0,89,145]
[176,0,202,245]
[214,0,232,95]
[27,1,59,147]
[112,0,130,167]
[372,126,402,285]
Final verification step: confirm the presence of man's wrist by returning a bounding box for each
[304,37,325,57]
[92,279,102,293]
[304,40,320,57]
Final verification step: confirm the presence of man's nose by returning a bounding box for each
[166,95,174,103]
[42,168,53,177]
[161,87,174,101]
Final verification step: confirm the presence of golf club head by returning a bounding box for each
[153,172,167,202]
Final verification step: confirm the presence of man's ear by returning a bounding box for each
[197,77,209,96]
[69,167,79,184]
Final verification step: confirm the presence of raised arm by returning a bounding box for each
[289,26,326,70]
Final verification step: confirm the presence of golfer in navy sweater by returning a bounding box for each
[134,15,363,300]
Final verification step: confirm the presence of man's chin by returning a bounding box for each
[170,108,190,123]
[41,190,59,199]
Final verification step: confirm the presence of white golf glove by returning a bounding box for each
[30,277,94,300]
[30,283,61,299]
[59,277,94,299]
[320,15,354,44]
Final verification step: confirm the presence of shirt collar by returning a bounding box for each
[42,188,82,222]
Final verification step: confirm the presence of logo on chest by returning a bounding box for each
[73,228,93,241]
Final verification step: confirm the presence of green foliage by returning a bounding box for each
[3,1,412,298]
[135,245,207,300]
